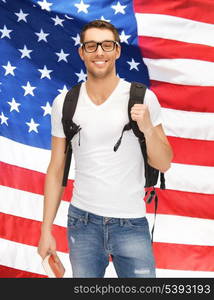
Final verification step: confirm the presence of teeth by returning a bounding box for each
[94,61,105,64]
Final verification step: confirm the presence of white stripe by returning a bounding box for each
[1,186,214,245]
[156,268,214,278]
[136,13,214,47]
[161,162,214,194]
[162,108,214,140]
[147,213,214,246]
[0,186,69,227]
[0,239,117,277]
[143,58,214,86]
[0,136,50,173]
[0,136,75,178]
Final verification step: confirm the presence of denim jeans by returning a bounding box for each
[67,204,156,278]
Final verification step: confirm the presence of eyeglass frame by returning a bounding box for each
[80,40,120,53]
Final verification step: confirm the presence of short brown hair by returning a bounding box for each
[80,20,120,43]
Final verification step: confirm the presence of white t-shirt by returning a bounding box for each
[51,79,162,218]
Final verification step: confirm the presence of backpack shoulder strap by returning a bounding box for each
[113,81,147,151]
[128,82,165,189]
[128,82,147,139]
[61,83,82,187]
[62,83,82,138]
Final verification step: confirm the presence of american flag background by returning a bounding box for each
[0,0,214,278]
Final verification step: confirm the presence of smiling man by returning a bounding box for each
[38,20,173,278]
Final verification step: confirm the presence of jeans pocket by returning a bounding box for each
[67,215,79,227]
[126,217,148,228]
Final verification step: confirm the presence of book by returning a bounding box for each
[42,253,65,278]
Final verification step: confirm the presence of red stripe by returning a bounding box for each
[0,162,73,202]
[133,0,214,24]
[168,136,214,166]
[138,36,214,62]
[0,213,69,253]
[0,265,46,278]
[146,189,214,220]
[150,81,214,112]
[154,242,214,271]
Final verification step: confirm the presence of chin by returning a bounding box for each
[90,71,108,79]
[88,65,114,79]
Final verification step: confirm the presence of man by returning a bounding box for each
[38,20,173,278]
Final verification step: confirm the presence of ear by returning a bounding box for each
[115,45,121,60]
[78,46,84,61]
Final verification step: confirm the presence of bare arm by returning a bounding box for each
[131,103,173,173]
[38,136,66,259]
[144,124,173,172]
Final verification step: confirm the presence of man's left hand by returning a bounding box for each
[130,104,153,134]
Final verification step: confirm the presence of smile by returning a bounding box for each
[93,61,107,65]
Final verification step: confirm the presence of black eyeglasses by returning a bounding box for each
[81,40,120,53]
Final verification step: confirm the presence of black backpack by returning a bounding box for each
[61,81,165,240]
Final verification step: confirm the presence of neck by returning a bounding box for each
[85,74,120,104]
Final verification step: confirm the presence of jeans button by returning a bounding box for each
[104,217,110,224]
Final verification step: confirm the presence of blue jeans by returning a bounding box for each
[67,204,156,278]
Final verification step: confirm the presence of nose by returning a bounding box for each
[96,44,104,55]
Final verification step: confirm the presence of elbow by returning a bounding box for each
[148,159,172,173]
[159,162,171,173]
[160,149,173,173]
[148,148,173,173]
[159,152,173,172]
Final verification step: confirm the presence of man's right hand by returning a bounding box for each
[37,229,57,260]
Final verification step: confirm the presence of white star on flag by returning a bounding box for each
[38,65,53,79]
[22,81,36,96]
[0,25,13,39]
[37,0,53,11]
[65,14,74,20]
[127,58,140,70]
[57,85,69,94]
[26,118,39,133]
[7,98,21,112]
[74,0,90,14]
[119,30,131,44]
[2,61,16,76]
[18,45,33,59]
[51,15,65,27]
[35,28,49,42]
[14,9,29,22]
[100,16,111,22]
[0,112,9,125]
[55,49,70,62]
[41,102,52,116]
[111,1,127,14]
[72,34,81,46]
[75,69,87,82]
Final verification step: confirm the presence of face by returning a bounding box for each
[79,28,121,79]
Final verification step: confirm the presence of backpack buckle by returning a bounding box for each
[145,187,156,204]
